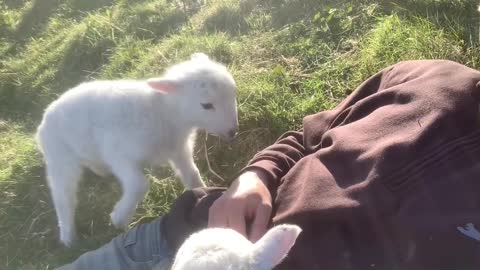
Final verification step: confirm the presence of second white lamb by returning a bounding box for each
[170,224,302,270]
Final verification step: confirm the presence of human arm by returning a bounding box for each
[208,130,307,242]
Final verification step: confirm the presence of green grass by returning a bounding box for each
[0,0,479,268]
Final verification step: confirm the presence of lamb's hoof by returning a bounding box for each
[110,210,131,229]
[60,229,76,248]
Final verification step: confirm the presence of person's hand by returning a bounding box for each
[208,168,272,242]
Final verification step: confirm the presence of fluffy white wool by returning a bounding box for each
[170,224,302,270]
[35,53,238,246]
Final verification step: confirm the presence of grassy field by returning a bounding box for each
[0,0,479,268]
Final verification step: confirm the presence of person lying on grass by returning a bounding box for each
[57,59,480,270]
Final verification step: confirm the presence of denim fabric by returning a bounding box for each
[56,217,172,270]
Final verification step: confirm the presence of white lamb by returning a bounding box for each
[35,53,238,247]
[169,224,302,270]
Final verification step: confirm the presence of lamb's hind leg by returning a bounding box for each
[109,161,149,229]
[169,146,206,189]
[45,156,83,247]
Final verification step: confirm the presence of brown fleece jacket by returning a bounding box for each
[162,60,480,270]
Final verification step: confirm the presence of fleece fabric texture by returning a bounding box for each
[162,60,480,270]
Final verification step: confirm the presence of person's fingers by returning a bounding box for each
[249,203,272,242]
[227,205,247,237]
[208,200,228,228]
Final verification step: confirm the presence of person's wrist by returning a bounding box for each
[240,168,270,190]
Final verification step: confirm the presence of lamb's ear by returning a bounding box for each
[250,224,302,269]
[191,52,209,61]
[147,78,177,93]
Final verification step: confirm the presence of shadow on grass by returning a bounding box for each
[200,4,250,35]
[13,0,118,42]
[0,162,124,269]
[66,0,116,14]
[386,0,479,43]
[249,0,478,39]
[13,0,60,42]
[0,150,193,269]
[2,0,30,9]
[124,4,186,41]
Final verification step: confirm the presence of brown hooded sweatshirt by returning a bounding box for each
[162,60,480,270]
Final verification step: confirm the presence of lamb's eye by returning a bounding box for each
[201,103,214,110]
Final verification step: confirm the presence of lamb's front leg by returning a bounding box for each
[109,162,150,229]
[169,147,206,189]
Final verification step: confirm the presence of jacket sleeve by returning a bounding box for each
[239,130,306,191]
[237,64,396,192]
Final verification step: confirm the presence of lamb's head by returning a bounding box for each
[147,53,238,141]
[170,224,302,270]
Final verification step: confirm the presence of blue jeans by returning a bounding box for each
[56,217,172,270]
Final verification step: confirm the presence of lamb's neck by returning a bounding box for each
[147,91,198,139]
